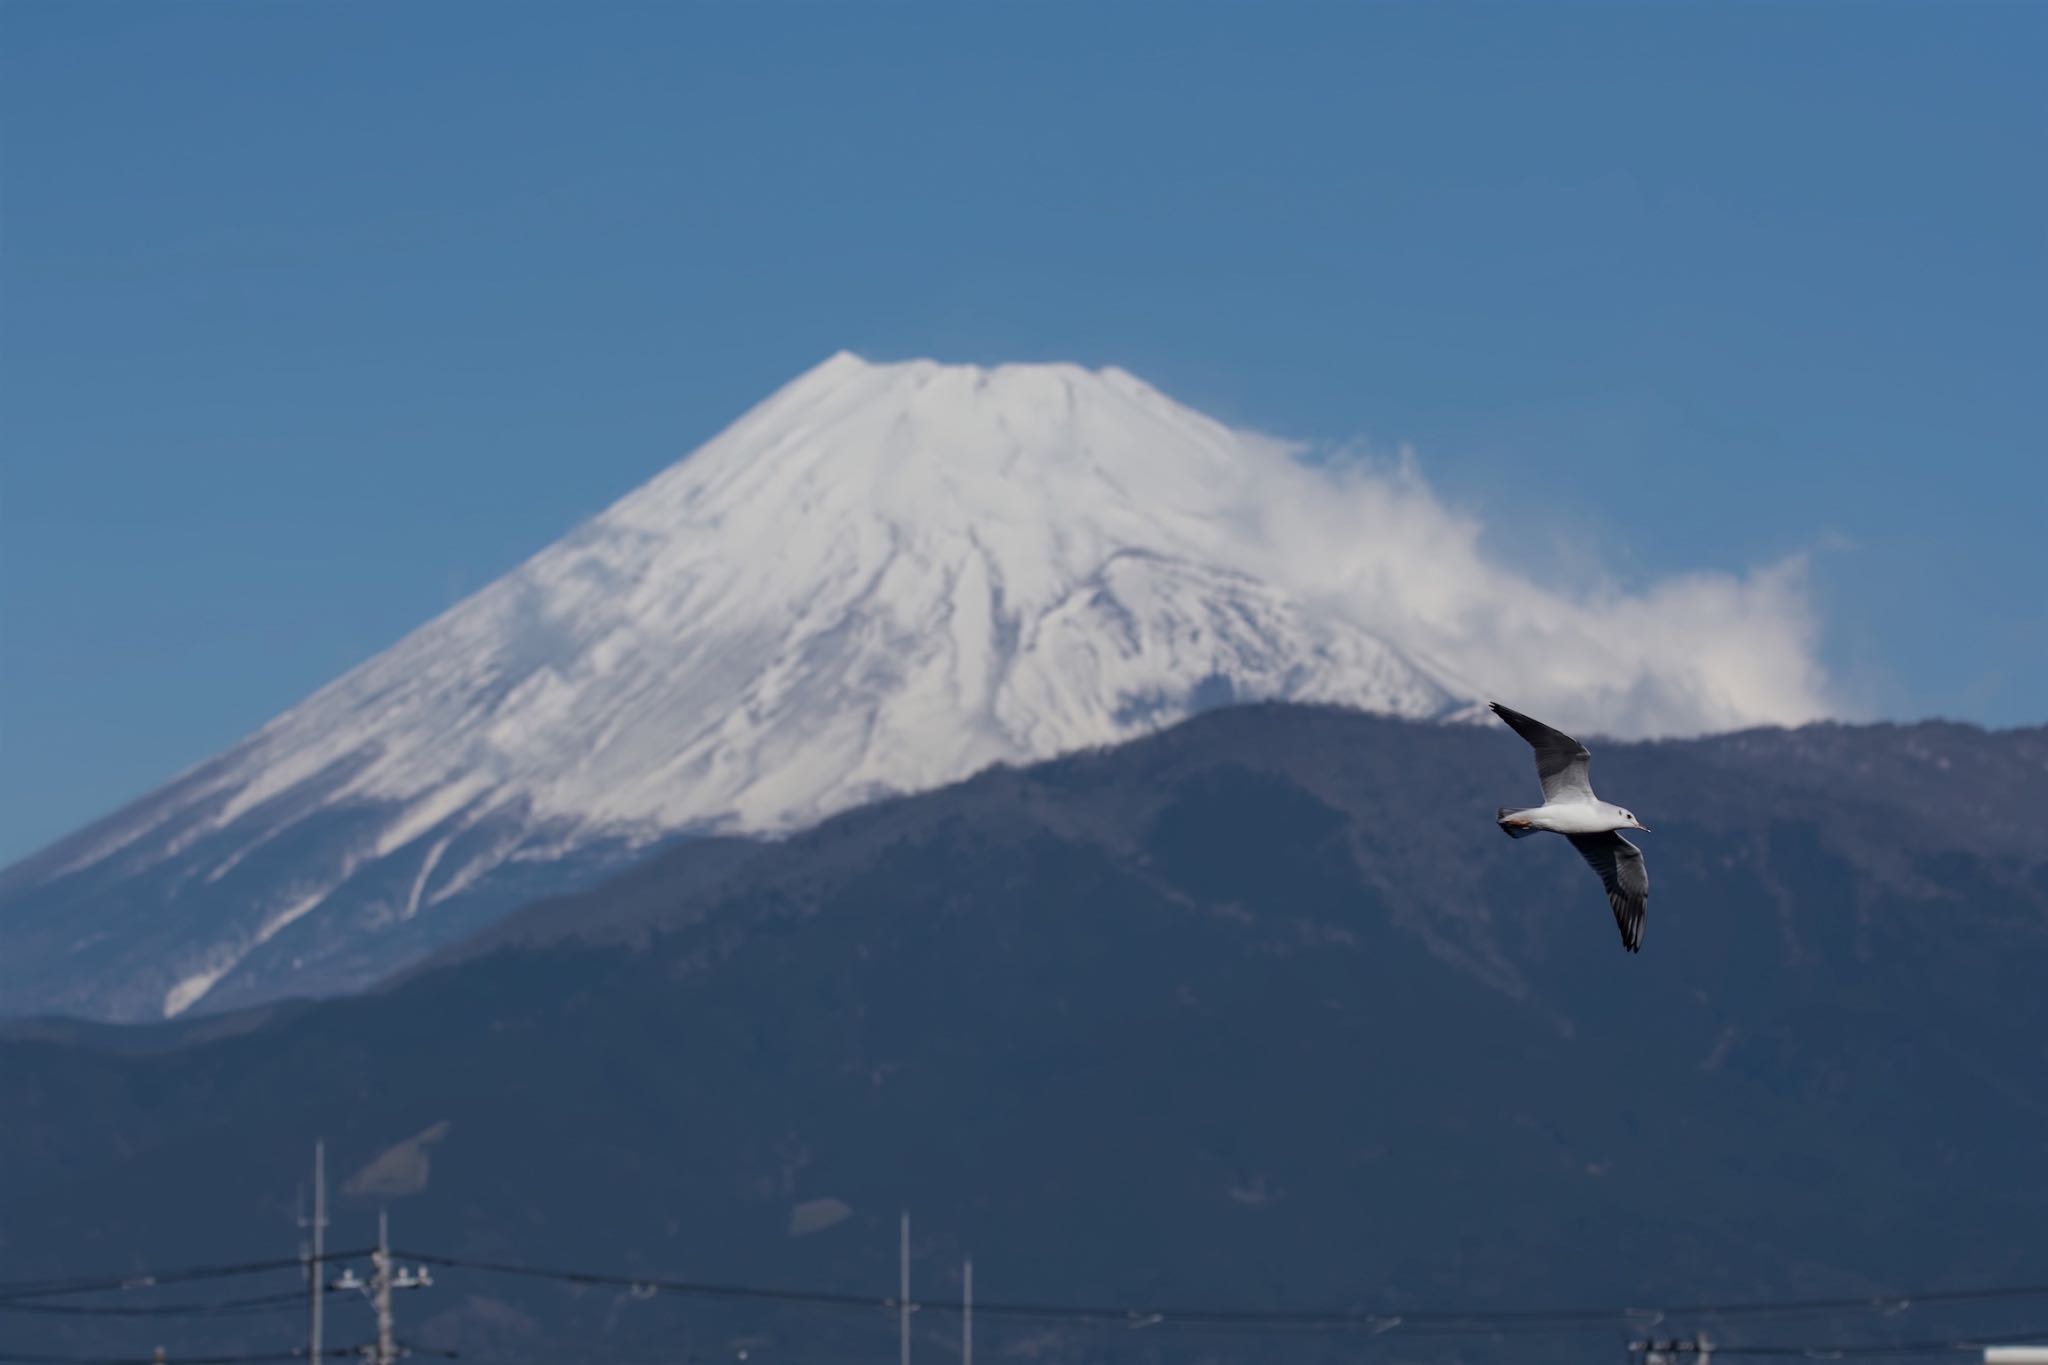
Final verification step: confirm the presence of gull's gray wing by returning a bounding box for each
[1489,702,1594,804]
[1566,830,1648,953]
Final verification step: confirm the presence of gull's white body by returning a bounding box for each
[1503,800,1638,836]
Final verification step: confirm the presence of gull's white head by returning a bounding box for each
[1612,804,1650,833]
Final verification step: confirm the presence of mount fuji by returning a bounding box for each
[0,353,1822,1023]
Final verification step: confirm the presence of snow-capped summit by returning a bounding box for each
[182,353,1458,844]
[0,354,1463,1022]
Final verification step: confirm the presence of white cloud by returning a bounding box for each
[1253,445,1834,740]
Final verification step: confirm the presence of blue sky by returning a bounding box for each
[2,1,2042,865]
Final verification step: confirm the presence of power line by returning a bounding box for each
[0,1255,372,1305]
[0,1353,308,1365]
[20,1246,2048,1333]
[14,1247,2048,1352]
[397,1251,2048,1335]
[0,1347,454,1365]
[0,1291,305,1319]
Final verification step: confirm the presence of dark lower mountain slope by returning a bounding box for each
[0,759,666,1022]
[3,705,2046,1364]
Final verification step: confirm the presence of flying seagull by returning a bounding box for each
[1490,701,1651,953]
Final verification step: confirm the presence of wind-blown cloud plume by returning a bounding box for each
[1248,447,1832,739]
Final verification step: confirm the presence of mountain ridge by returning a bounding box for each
[3,704,2043,1364]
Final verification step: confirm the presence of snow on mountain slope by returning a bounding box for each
[0,353,1829,1023]
[150,354,1452,844]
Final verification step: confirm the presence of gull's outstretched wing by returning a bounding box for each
[1489,702,1595,804]
[1566,830,1648,953]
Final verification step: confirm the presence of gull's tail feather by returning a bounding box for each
[1497,806,1541,839]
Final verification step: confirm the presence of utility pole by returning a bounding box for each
[899,1212,911,1365]
[373,1210,396,1365]
[330,1209,429,1365]
[1632,1337,1713,1365]
[301,1141,326,1365]
[961,1258,972,1365]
